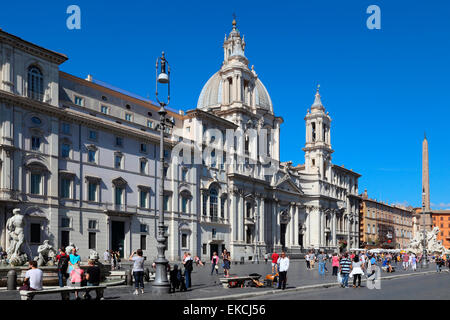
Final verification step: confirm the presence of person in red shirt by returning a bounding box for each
[271,252,279,274]
[56,247,70,287]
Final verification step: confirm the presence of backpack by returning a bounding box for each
[185,259,193,272]
[58,254,69,272]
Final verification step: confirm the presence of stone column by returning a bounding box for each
[230,190,238,241]
[276,202,280,246]
[259,197,265,244]
[332,212,337,247]
[290,203,295,247]
[238,193,244,242]
[271,200,277,247]
[305,208,310,248]
[237,74,242,102]
[294,204,299,246]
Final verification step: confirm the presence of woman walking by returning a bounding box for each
[211,252,219,275]
[350,255,364,288]
[129,249,145,295]
[332,253,340,276]
[110,250,116,271]
[222,249,231,277]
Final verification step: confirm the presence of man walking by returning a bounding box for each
[183,252,193,289]
[277,251,289,290]
[402,253,409,270]
[317,250,327,276]
[339,252,352,288]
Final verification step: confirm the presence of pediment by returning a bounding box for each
[275,174,303,195]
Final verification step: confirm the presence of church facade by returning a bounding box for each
[0,20,361,262]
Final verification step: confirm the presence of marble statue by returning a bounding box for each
[427,227,448,254]
[6,208,28,266]
[36,240,56,267]
[65,242,78,255]
[89,249,99,261]
[406,227,449,255]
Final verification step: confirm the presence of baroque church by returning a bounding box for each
[0,19,361,262]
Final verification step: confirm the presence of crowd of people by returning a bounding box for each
[19,246,102,300]
[15,245,450,298]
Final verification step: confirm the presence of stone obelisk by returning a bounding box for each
[421,133,432,231]
[422,133,430,212]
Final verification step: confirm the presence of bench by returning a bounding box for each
[20,285,107,300]
[219,275,261,288]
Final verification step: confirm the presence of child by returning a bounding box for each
[70,264,85,299]
[169,264,180,293]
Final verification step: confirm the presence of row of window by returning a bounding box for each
[74,95,162,132]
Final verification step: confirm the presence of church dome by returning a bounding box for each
[196,71,273,113]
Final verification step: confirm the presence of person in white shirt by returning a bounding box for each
[277,252,289,290]
[22,260,43,291]
[103,250,110,263]
[305,253,310,270]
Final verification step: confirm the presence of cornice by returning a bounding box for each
[0,30,68,65]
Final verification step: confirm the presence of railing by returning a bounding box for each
[201,215,228,224]
[104,203,137,214]
[212,233,225,240]
[27,91,44,102]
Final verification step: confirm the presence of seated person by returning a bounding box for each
[20,261,43,291]
[84,259,102,300]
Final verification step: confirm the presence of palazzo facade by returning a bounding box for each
[0,20,361,262]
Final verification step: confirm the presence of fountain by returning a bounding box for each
[406,226,450,255]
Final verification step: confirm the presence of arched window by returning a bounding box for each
[209,188,218,219]
[28,66,44,101]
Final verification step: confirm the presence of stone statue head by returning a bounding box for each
[12,208,20,215]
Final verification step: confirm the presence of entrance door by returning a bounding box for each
[111,221,125,258]
[280,224,287,249]
[210,243,218,259]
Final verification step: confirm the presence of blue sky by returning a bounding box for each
[1,0,449,209]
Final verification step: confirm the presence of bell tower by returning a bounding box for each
[303,86,334,179]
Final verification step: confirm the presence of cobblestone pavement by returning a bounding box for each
[0,260,446,300]
[245,272,450,300]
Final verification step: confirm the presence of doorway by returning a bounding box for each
[111,221,125,258]
[280,224,287,249]
[210,243,218,259]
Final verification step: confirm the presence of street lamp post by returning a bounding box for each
[254,201,259,264]
[421,192,428,268]
[152,52,171,294]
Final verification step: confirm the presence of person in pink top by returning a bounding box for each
[402,253,409,270]
[211,252,219,275]
[332,253,340,276]
[70,264,85,300]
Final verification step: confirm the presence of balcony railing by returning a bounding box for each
[27,91,44,102]
[201,215,227,224]
[104,203,137,214]
[212,233,225,240]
